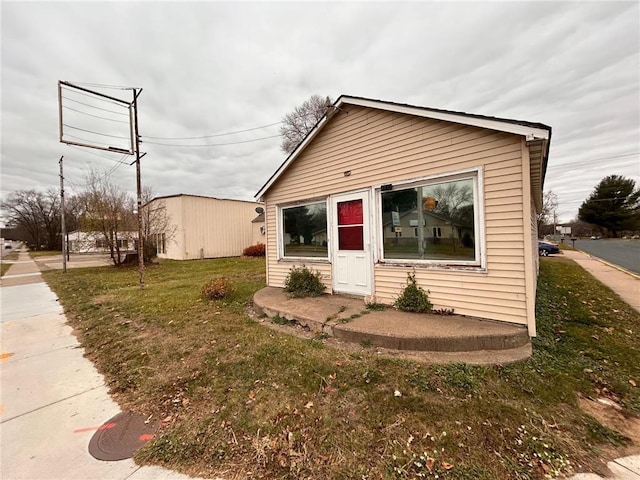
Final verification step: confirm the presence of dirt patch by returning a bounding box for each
[579,396,640,444]
[579,396,640,462]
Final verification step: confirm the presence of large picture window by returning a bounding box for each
[381,175,478,263]
[281,201,328,258]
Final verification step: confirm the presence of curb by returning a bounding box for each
[572,249,640,280]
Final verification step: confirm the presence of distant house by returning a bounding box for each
[256,96,551,336]
[68,230,137,254]
[144,194,263,260]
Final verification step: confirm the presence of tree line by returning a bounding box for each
[1,170,173,265]
[539,175,639,238]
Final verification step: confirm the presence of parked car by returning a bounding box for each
[538,241,560,256]
[4,242,12,249]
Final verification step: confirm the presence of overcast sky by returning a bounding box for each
[2,1,638,223]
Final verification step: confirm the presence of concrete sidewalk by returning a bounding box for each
[0,250,211,479]
[560,249,640,480]
[562,249,640,313]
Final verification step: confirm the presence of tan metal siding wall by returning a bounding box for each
[180,197,258,259]
[252,221,265,246]
[265,106,529,325]
[160,197,186,260]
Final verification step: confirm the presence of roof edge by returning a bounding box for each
[255,95,552,200]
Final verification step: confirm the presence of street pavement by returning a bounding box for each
[0,248,638,479]
[573,239,640,275]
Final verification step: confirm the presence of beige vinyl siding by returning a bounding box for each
[264,105,531,326]
[154,195,258,260]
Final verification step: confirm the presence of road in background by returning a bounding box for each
[574,239,640,275]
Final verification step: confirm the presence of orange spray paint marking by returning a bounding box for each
[139,434,155,441]
[74,422,117,433]
[1,352,15,364]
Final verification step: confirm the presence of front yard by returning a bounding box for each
[43,256,639,479]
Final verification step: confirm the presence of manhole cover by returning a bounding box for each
[88,411,158,461]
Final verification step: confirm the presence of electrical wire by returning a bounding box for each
[63,124,132,140]
[63,105,131,124]
[60,85,130,108]
[143,134,281,147]
[71,81,138,90]
[549,151,639,167]
[68,145,132,165]
[61,95,130,116]
[142,121,282,140]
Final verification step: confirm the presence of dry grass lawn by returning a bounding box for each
[43,256,640,479]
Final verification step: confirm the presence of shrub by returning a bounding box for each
[394,271,432,313]
[201,277,235,300]
[284,265,325,298]
[243,243,265,257]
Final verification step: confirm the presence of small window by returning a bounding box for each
[380,174,479,264]
[281,201,328,258]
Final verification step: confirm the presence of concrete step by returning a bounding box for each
[253,287,531,364]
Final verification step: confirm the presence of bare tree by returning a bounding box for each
[280,95,333,154]
[537,190,558,235]
[140,187,177,261]
[78,170,136,265]
[1,189,61,250]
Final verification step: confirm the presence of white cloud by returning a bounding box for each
[1,1,638,223]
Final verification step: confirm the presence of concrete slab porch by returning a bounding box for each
[252,286,532,365]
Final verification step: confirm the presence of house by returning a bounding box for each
[256,96,551,336]
[144,194,263,260]
[68,230,137,253]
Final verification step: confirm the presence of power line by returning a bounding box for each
[68,145,131,165]
[60,85,130,108]
[63,105,131,124]
[142,121,282,140]
[63,124,132,140]
[71,81,138,90]
[143,134,281,147]
[549,152,639,170]
[62,95,130,116]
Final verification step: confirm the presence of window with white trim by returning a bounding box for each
[380,173,480,264]
[280,201,328,258]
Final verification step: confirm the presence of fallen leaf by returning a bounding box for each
[322,385,335,394]
[426,457,435,472]
[441,461,454,470]
[304,401,314,409]
[394,390,402,397]
[248,390,256,400]
[591,335,599,341]
[630,379,637,387]
[540,462,551,474]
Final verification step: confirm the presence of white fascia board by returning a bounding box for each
[339,97,550,140]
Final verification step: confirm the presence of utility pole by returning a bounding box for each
[59,156,67,273]
[133,89,144,289]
